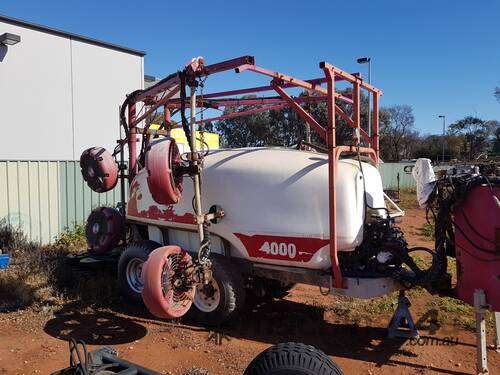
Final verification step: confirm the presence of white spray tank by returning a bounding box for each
[127,147,386,270]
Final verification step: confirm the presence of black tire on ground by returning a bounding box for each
[244,342,343,375]
[187,255,245,326]
[117,240,161,304]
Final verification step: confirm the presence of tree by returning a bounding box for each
[413,134,464,161]
[488,120,500,154]
[448,116,490,160]
[209,89,371,148]
[215,102,272,147]
[379,105,416,161]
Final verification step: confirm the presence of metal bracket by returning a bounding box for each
[388,290,419,339]
[474,289,490,374]
[493,311,500,353]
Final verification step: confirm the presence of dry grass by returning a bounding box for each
[0,221,62,310]
[420,222,435,241]
[397,187,420,210]
[327,293,397,325]
[427,295,495,331]
[0,219,117,312]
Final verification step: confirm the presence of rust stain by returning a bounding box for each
[127,179,194,224]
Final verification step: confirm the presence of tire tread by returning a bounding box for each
[117,240,161,303]
[188,256,245,325]
[244,342,343,375]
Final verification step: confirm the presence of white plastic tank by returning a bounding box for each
[127,147,386,269]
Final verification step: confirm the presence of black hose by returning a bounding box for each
[426,173,500,262]
[179,71,193,152]
[118,70,181,150]
[69,338,89,375]
[119,89,143,137]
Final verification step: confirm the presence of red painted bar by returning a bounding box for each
[134,75,180,103]
[201,78,327,99]
[320,61,382,95]
[372,92,380,163]
[273,83,326,140]
[131,86,181,127]
[323,67,344,289]
[202,55,255,75]
[128,103,137,180]
[238,64,327,94]
[168,95,329,109]
[353,81,361,145]
[196,103,288,125]
[164,107,172,132]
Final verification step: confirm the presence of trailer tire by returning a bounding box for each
[118,240,161,304]
[188,256,245,326]
[244,342,343,375]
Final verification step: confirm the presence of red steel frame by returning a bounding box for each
[124,56,382,289]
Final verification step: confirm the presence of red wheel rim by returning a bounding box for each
[141,246,194,319]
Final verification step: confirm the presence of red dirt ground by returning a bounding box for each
[0,208,499,375]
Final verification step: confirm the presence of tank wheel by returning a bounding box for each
[117,240,160,303]
[141,246,195,319]
[188,256,245,326]
[244,342,343,375]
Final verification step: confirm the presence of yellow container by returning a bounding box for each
[149,124,220,153]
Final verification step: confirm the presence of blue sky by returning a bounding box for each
[2,0,499,134]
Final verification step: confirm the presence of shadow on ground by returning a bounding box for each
[44,303,148,345]
[188,296,471,375]
[44,295,474,375]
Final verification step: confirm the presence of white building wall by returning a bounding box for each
[0,22,73,159]
[0,20,144,160]
[71,39,143,158]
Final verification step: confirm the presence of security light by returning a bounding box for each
[0,33,21,46]
[357,57,371,64]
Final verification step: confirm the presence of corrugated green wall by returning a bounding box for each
[379,162,416,189]
[0,160,123,244]
[58,161,122,233]
[0,161,60,244]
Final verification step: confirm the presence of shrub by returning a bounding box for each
[421,222,435,240]
[0,219,60,310]
[0,219,116,311]
[55,223,86,248]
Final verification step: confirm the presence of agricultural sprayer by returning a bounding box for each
[79,56,500,373]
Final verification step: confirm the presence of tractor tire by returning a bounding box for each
[188,256,245,326]
[244,342,343,375]
[117,240,161,304]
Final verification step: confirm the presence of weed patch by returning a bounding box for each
[420,222,435,241]
[427,296,494,331]
[0,219,117,312]
[398,188,419,210]
[55,223,86,249]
